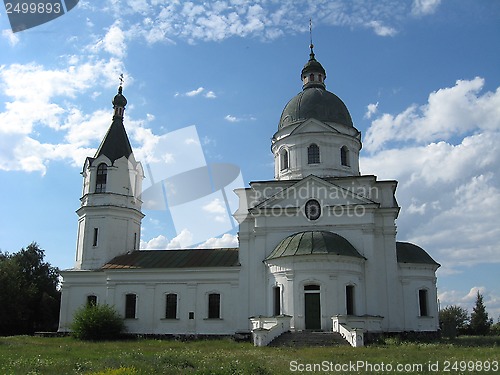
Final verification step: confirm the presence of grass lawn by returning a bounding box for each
[0,335,499,374]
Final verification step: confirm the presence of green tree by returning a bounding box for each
[439,305,469,336]
[469,291,491,335]
[0,242,60,335]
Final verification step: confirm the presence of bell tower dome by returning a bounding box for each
[74,84,145,270]
[272,43,362,180]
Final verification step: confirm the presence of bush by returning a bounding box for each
[71,304,125,341]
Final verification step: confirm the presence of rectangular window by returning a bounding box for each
[346,285,355,315]
[273,286,281,316]
[165,293,177,319]
[87,295,97,307]
[419,289,428,317]
[125,293,137,319]
[92,228,98,247]
[208,293,221,319]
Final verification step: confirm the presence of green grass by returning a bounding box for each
[0,335,499,374]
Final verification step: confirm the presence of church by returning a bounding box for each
[58,44,440,345]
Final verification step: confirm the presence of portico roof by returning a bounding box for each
[266,231,364,260]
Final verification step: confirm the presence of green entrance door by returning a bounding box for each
[304,292,321,330]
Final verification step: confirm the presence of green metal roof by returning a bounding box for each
[396,242,440,266]
[94,119,133,164]
[278,87,353,129]
[94,87,133,164]
[266,231,364,260]
[101,248,240,270]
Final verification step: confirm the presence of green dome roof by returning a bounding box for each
[278,87,353,129]
[266,231,364,260]
[301,50,326,78]
[396,242,440,266]
[112,86,127,107]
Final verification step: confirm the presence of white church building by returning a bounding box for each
[58,45,440,345]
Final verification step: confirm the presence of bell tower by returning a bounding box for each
[74,84,144,270]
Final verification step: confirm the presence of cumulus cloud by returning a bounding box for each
[361,78,500,276]
[364,77,500,152]
[140,229,194,250]
[196,233,238,248]
[0,57,126,174]
[140,231,238,250]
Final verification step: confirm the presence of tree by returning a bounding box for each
[0,242,60,335]
[469,291,491,335]
[439,305,469,336]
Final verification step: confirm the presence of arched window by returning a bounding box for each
[419,289,428,317]
[95,163,107,193]
[340,146,349,166]
[165,293,177,319]
[346,285,355,315]
[125,293,137,319]
[208,293,221,319]
[309,73,315,82]
[318,74,323,82]
[307,144,320,164]
[280,149,289,171]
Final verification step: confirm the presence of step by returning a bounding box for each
[269,331,350,347]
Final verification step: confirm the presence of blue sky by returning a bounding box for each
[1,0,499,320]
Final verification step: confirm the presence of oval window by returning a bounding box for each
[304,199,321,221]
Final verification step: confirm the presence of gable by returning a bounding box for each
[289,118,341,136]
[251,175,378,212]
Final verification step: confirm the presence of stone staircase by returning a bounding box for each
[269,330,350,347]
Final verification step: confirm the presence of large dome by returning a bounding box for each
[278,87,353,129]
[266,231,364,260]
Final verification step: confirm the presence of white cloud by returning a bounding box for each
[225,114,240,123]
[203,198,227,214]
[101,22,127,57]
[361,79,500,276]
[2,29,20,46]
[196,233,238,249]
[364,102,379,119]
[97,1,439,44]
[364,78,500,152]
[0,57,127,174]
[175,87,217,98]
[186,87,204,97]
[366,20,397,37]
[140,229,194,250]
[205,90,216,99]
[140,232,238,253]
[203,198,228,223]
[411,0,442,16]
[224,114,256,122]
